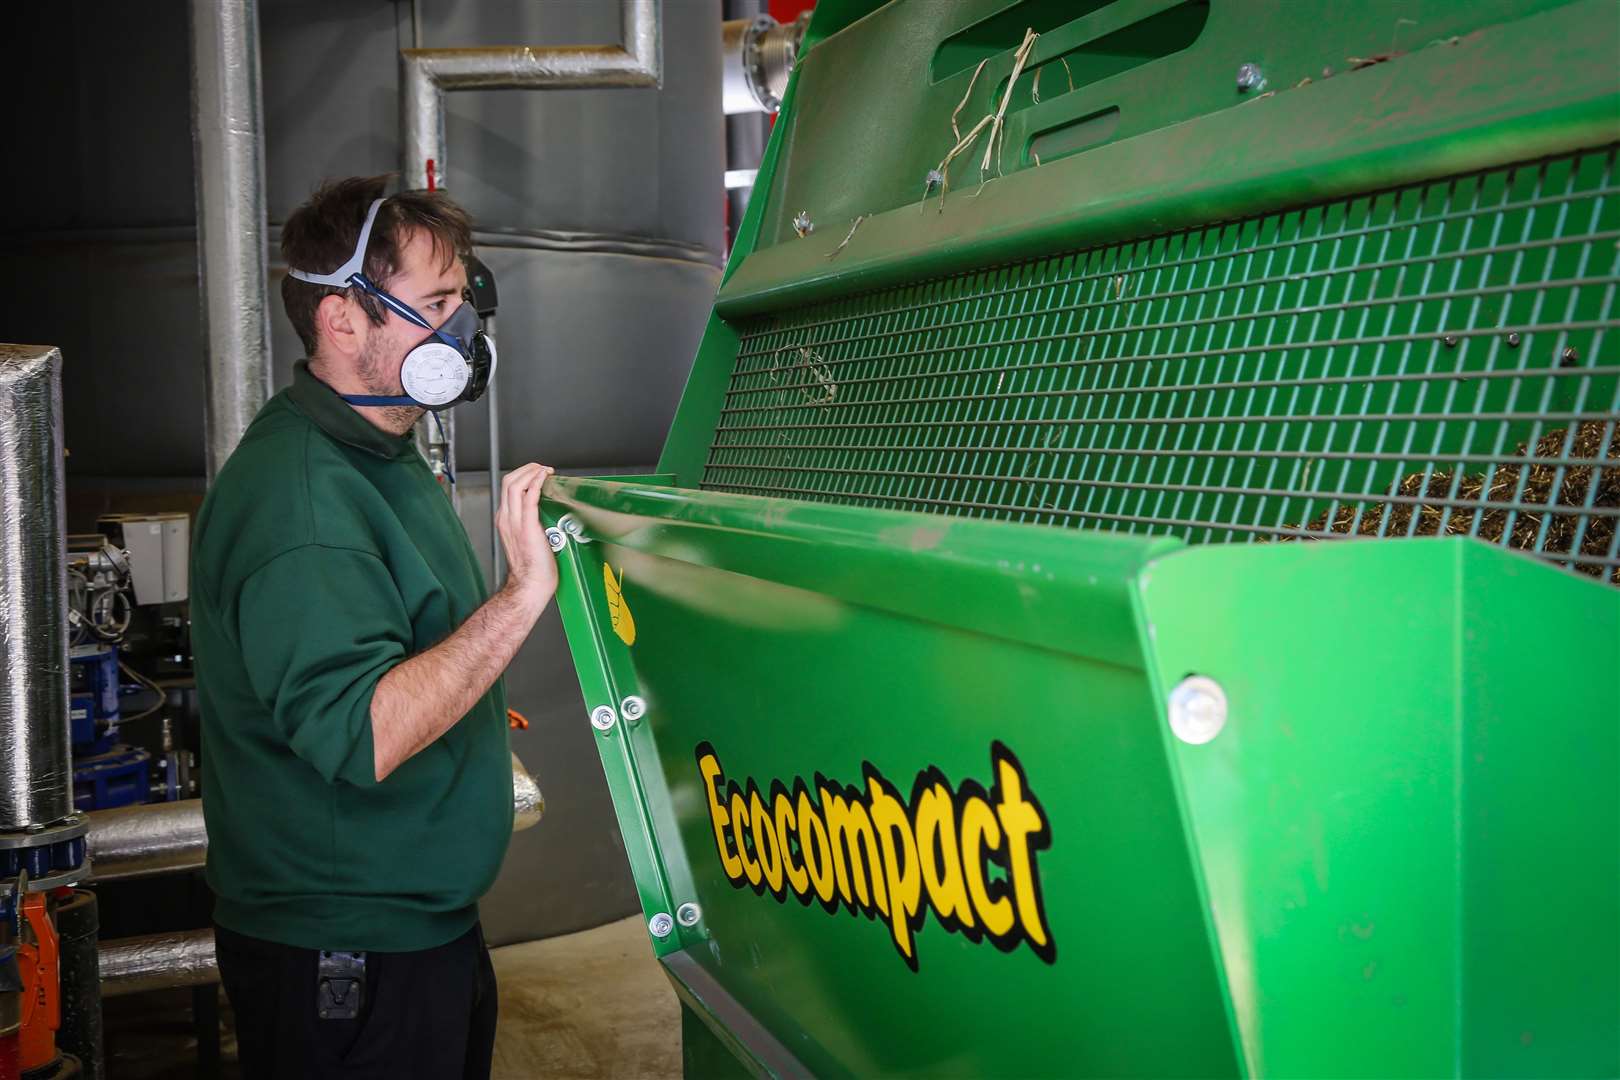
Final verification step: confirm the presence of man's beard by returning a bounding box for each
[358,334,424,435]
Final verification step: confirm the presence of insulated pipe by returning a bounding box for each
[98,930,218,999]
[398,0,663,192]
[0,345,73,831]
[87,752,545,883]
[190,0,273,483]
[84,799,210,883]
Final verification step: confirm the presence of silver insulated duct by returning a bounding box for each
[191,0,273,483]
[99,929,219,998]
[0,345,73,831]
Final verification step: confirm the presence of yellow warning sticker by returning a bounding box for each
[605,564,636,646]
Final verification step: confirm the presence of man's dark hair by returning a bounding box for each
[280,175,474,355]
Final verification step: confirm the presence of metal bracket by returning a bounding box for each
[317,950,367,1020]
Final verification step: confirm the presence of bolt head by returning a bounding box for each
[648,912,674,939]
[1168,676,1228,745]
[589,705,618,732]
[561,516,583,535]
[792,210,814,237]
[1442,334,1459,348]
[676,902,702,927]
[621,696,646,723]
[1236,62,1264,91]
[545,527,567,553]
[1506,332,1522,347]
[1562,346,1581,367]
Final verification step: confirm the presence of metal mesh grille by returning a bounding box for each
[707,146,1620,582]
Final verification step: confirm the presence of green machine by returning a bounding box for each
[544,1,1620,1075]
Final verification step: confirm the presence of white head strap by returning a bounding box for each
[287,198,386,286]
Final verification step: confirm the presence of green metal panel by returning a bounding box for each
[544,481,1619,1076]
[555,0,1620,1074]
[546,481,1238,1078]
[714,0,1620,315]
[1137,539,1620,1077]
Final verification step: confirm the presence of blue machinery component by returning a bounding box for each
[68,646,154,812]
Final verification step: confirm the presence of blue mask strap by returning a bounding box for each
[349,274,468,352]
[341,393,418,406]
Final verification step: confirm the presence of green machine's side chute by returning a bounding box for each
[543,1,1620,1075]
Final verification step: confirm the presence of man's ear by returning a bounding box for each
[315,293,364,359]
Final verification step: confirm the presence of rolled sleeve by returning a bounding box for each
[236,545,410,787]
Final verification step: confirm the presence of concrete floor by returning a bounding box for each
[102,915,681,1079]
[490,915,680,1080]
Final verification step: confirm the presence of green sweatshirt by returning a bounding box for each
[191,360,511,952]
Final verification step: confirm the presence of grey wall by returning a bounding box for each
[3,0,724,945]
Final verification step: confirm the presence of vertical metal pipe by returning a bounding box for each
[486,315,504,587]
[0,346,73,830]
[191,0,273,483]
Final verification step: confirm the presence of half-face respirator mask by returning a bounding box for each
[288,197,495,410]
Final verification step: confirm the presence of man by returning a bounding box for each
[191,176,555,1078]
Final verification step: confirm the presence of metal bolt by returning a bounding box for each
[1168,675,1229,745]
[1442,334,1459,348]
[792,210,814,237]
[648,912,675,939]
[1561,346,1580,367]
[1506,332,1522,347]
[589,705,618,732]
[558,514,591,544]
[620,696,646,724]
[545,527,567,553]
[676,902,702,927]
[1236,62,1264,92]
[923,169,944,192]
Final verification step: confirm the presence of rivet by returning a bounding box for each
[589,705,618,732]
[620,696,646,724]
[1168,675,1228,745]
[1441,334,1459,348]
[1236,62,1264,92]
[792,210,814,237]
[545,527,567,553]
[1505,332,1522,347]
[648,912,675,939]
[676,902,702,927]
[1561,346,1580,367]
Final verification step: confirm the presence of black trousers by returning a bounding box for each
[215,921,498,1080]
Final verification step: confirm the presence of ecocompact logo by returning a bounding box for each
[696,742,1054,971]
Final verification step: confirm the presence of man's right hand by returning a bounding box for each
[497,462,557,609]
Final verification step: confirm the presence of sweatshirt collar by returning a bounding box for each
[287,360,417,460]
